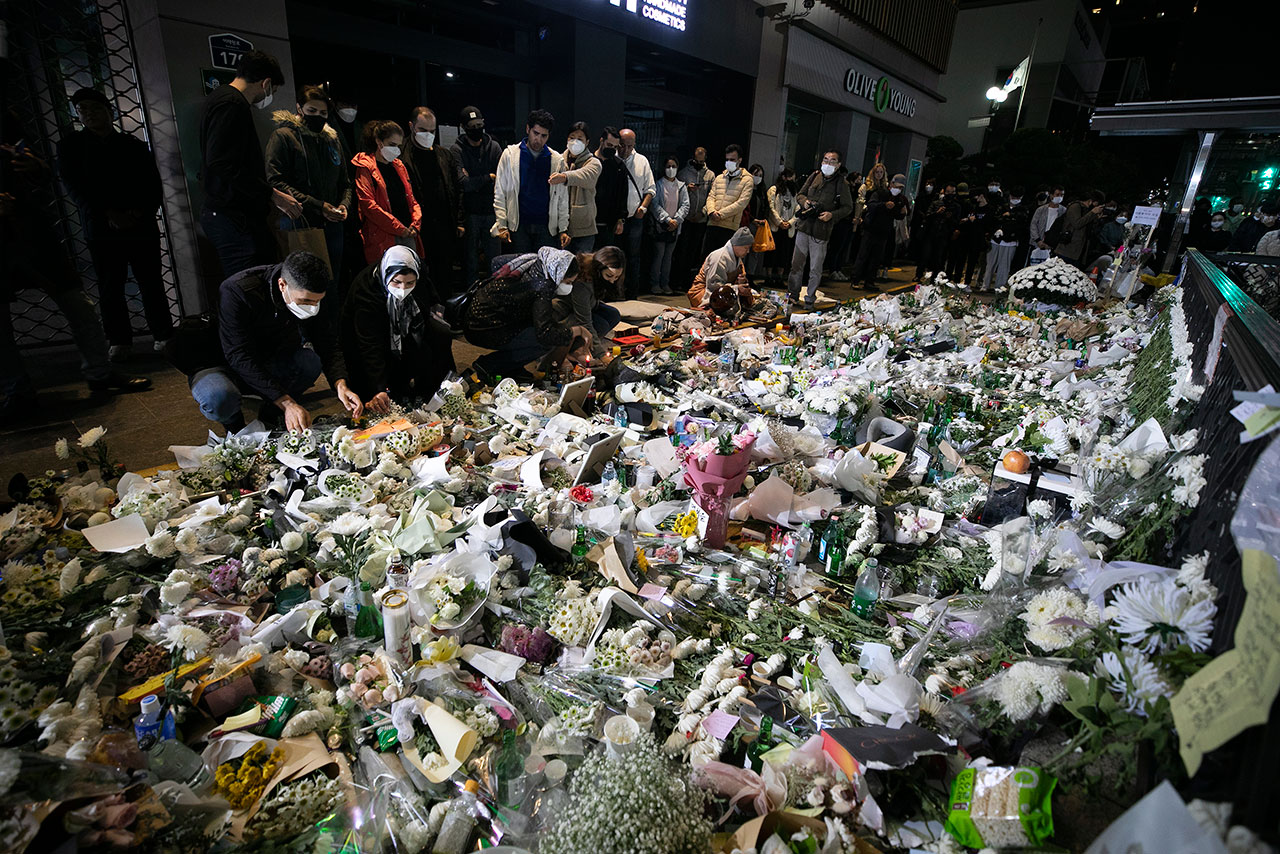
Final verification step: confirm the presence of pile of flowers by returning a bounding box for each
[1007,255,1100,305]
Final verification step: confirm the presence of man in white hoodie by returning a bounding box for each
[492,109,569,253]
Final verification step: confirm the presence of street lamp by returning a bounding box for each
[986,86,1009,103]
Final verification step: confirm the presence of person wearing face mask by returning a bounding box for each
[849,172,907,288]
[984,178,1003,207]
[981,186,1028,291]
[787,149,854,307]
[549,121,601,254]
[449,106,503,287]
[615,128,656,297]
[329,92,360,165]
[765,168,798,287]
[909,178,937,276]
[742,163,769,279]
[209,250,362,433]
[264,86,353,296]
[648,155,691,295]
[673,146,715,290]
[462,247,593,382]
[1227,200,1280,252]
[1224,198,1246,233]
[352,120,423,264]
[403,107,464,296]
[493,109,570,254]
[703,144,756,255]
[919,182,960,281]
[1002,187,1031,269]
[1052,189,1105,268]
[199,50,297,278]
[1029,185,1066,261]
[342,245,454,411]
[592,127,628,251]
[1256,219,1280,257]
[58,88,174,362]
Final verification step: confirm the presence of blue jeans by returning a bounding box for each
[649,238,678,292]
[462,213,501,285]
[191,348,322,426]
[568,234,596,253]
[201,208,276,279]
[592,302,621,340]
[472,326,546,379]
[510,227,557,254]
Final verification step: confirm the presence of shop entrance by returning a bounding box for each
[783,102,824,176]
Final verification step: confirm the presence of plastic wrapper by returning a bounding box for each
[944,765,1055,848]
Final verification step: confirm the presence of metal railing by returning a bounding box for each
[1202,251,1280,325]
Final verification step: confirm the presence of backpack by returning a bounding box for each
[1045,210,1072,248]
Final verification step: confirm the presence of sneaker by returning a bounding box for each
[153,338,170,353]
[109,344,132,362]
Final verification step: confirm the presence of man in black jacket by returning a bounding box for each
[450,106,502,287]
[194,250,362,433]
[910,178,936,280]
[593,126,628,250]
[405,106,464,295]
[920,183,959,281]
[850,172,907,288]
[198,50,295,278]
[59,88,174,361]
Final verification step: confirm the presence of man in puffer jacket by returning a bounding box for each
[787,148,854,307]
[265,87,353,284]
[702,143,755,254]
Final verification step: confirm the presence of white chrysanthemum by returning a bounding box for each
[145,531,177,558]
[280,531,305,552]
[77,426,106,448]
[328,512,369,536]
[1095,647,1170,716]
[1027,499,1053,520]
[993,661,1068,722]
[173,528,200,555]
[163,623,211,661]
[1088,517,1125,539]
[1109,576,1216,653]
[160,582,191,607]
[54,438,70,459]
[1021,587,1099,651]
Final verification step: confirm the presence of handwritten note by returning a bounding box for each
[638,583,668,601]
[1170,549,1280,776]
[700,709,740,740]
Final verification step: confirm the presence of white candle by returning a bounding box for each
[381,589,413,667]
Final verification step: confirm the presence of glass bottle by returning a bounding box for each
[432,779,482,854]
[747,715,776,773]
[824,524,847,579]
[571,525,590,572]
[354,582,383,639]
[851,559,880,618]
[816,516,840,566]
[496,729,526,807]
[794,522,814,563]
[385,549,410,592]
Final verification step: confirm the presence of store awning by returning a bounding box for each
[1092,96,1280,136]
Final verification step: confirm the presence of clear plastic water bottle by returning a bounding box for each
[601,461,618,487]
[433,779,483,854]
[851,559,880,618]
[140,728,211,792]
[613,405,629,429]
[720,337,736,370]
[134,695,163,745]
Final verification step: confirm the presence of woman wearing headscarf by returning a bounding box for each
[341,245,454,413]
[462,246,592,382]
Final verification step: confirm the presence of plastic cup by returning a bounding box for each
[626,701,656,731]
[603,714,641,757]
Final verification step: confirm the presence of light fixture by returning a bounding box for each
[986,86,1009,102]
[445,71,455,79]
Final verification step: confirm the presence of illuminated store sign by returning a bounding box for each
[608,0,689,32]
[844,67,917,118]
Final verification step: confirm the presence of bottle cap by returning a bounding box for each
[140,695,160,715]
[464,779,480,794]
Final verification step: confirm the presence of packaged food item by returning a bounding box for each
[945,765,1055,848]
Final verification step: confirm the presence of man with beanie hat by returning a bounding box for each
[788,149,853,307]
[687,226,753,310]
[450,105,502,285]
[850,172,907,288]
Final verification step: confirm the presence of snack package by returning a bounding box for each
[945,765,1055,848]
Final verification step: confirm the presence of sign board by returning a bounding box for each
[844,67,917,118]
[201,67,236,97]
[906,159,923,198]
[1131,205,1163,227]
[608,0,688,32]
[209,33,253,71]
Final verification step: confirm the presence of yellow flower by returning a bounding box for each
[244,741,266,762]
[424,636,461,664]
[635,550,650,574]
[673,511,699,538]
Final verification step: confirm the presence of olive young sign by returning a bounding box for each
[607,0,688,32]
[844,67,917,118]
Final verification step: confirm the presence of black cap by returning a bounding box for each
[461,105,483,124]
[70,88,111,107]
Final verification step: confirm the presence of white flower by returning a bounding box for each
[1088,517,1125,540]
[54,438,70,459]
[77,426,106,448]
[173,528,200,555]
[163,623,211,661]
[1095,648,1170,716]
[1027,499,1053,520]
[994,661,1068,721]
[328,512,369,537]
[280,531,305,552]
[1021,587,1099,651]
[145,531,177,558]
[1109,575,1216,653]
[160,582,191,607]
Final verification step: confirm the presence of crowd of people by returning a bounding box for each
[6,47,1280,429]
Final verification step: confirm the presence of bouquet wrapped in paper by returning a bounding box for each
[680,429,756,548]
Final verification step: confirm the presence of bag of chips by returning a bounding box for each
[945,765,1055,848]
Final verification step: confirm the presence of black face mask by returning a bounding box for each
[465,126,485,141]
[601,146,618,158]
[302,114,327,133]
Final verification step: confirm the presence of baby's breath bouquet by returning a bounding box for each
[540,734,712,854]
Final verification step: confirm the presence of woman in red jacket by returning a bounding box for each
[352,120,423,264]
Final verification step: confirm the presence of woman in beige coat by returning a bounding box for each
[552,121,602,253]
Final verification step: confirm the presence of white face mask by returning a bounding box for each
[567,139,586,156]
[1115,217,1127,224]
[337,107,357,123]
[725,160,740,174]
[380,145,401,161]
[1210,220,1224,229]
[255,89,274,111]
[820,163,836,177]
[752,174,763,185]
[388,284,414,300]
[890,186,902,196]
[665,166,677,179]
[1010,198,1022,205]
[283,291,320,319]
[414,130,435,149]
[556,281,575,296]
[988,186,999,193]
[1052,195,1064,204]
[925,184,934,192]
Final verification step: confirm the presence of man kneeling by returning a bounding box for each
[687,226,754,317]
[191,250,363,432]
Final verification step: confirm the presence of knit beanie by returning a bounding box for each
[891,173,907,185]
[730,227,754,247]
